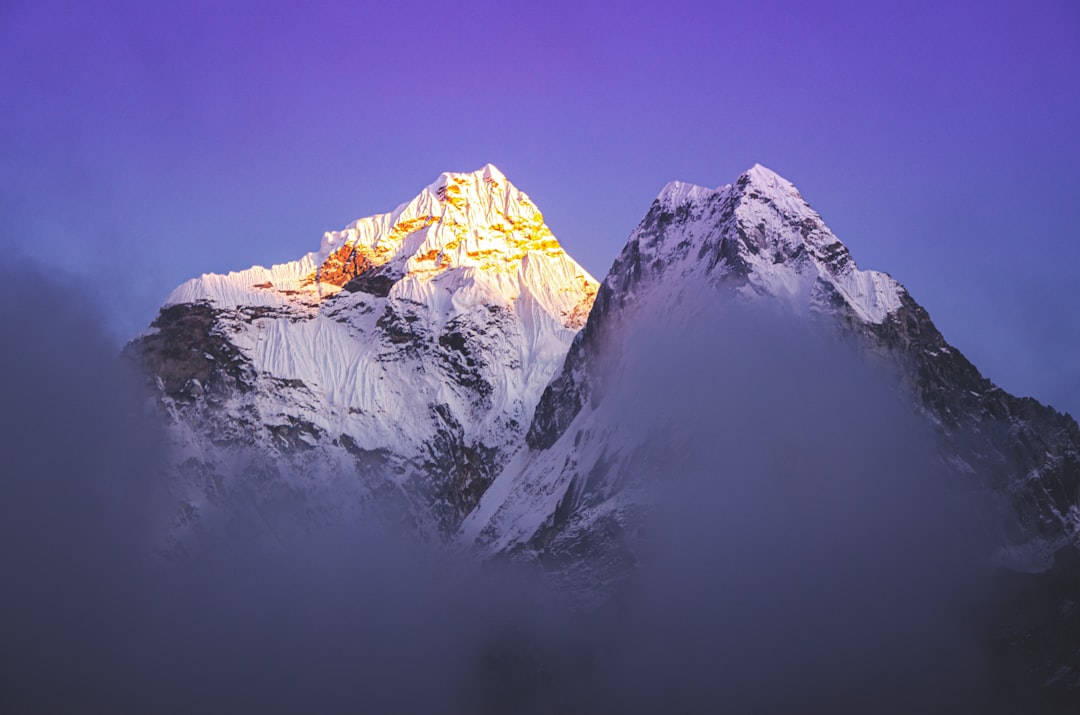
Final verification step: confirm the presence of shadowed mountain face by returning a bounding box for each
[127,164,1080,708]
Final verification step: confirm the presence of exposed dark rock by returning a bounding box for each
[266,415,323,451]
[343,269,398,297]
[527,350,585,451]
[423,402,501,536]
[315,243,377,287]
[376,306,422,348]
[438,320,494,400]
[124,302,255,401]
[852,291,1080,545]
[439,329,468,354]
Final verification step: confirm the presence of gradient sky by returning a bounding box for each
[2,0,1078,416]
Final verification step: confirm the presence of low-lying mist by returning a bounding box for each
[588,303,999,713]
[0,264,1012,714]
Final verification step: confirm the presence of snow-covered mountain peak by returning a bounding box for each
[462,164,1074,589]
[737,163,800,195]
[408,163,534,224]
[616,165,902,325]
[166,166,597,325]
[137,165,600,539]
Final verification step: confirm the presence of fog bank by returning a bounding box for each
[0,265,1017,713]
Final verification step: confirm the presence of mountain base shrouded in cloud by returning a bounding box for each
[464,165,1079,578]
[5,164,1080,713]
[0,261,1010,714]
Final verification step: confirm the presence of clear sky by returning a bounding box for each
[2,0,1078,416]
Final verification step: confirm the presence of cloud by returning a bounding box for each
[0,260,581,714]
[577,303,999,713]
[0,264,1020,714]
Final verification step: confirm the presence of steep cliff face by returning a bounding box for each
[128,164,597,539]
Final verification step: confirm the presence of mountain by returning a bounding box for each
[454,164,1080,706]
[461,164,1079,565]
[130,160,1080,581]
[128,164,597,539]
[130,163,1080,705]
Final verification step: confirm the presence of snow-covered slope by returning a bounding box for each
[129,164,597,538]
[459,164,1080,579]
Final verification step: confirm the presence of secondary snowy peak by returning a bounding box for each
[166,164,596,326]
[462,164,1080,601]
[612,164,903,325]
[525,164,907,455]
[461,164,914,556]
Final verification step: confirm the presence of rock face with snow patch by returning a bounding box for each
[128,165,597,538]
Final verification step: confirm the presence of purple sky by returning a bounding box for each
[2,0,1078,416]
